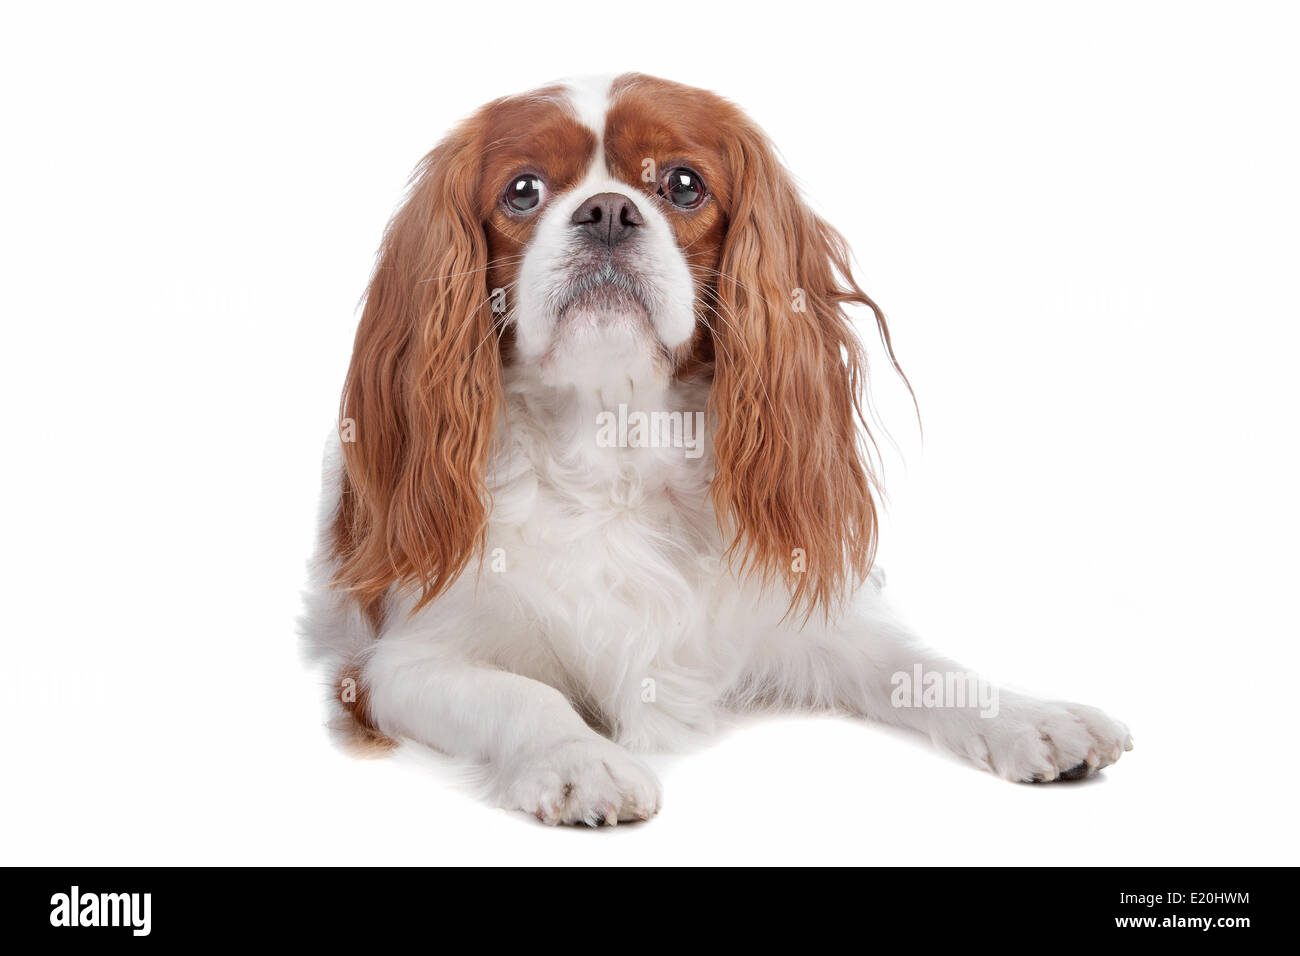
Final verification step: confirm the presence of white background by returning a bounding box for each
[2,0,1297,865]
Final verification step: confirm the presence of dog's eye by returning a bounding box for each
[505,175,546,213]
[660,168,706,209]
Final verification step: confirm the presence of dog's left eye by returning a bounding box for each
[505,175,546,213]
[660,168,706,209]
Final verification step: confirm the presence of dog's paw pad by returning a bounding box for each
[1052,760,1092,782]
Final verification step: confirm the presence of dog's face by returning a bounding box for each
[468,77,746,389]
[482,81,713,387]
[334,75,907,620]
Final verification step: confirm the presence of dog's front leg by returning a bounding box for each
[356,635,661,825]
[741,597,1133,782]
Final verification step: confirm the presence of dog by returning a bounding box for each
[301,74,1132,825]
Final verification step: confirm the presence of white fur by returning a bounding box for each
[300,82,1132,825]
[561,75,614,149]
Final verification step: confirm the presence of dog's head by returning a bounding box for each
[334,74,906,620]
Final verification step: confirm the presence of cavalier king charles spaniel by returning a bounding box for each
[302,74,1132,825]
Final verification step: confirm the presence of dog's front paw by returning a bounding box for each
[499,737,662,826]
[954,697,1133,783]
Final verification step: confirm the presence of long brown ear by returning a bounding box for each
[331,120,499,620]
[710,119,909,621]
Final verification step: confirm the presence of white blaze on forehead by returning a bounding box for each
[561,74,615,163]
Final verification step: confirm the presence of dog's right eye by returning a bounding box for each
[505,175,546,214]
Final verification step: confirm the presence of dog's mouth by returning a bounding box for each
[537,261,672,381]
[555,262,652,323]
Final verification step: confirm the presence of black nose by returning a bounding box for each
[570,192,644,248]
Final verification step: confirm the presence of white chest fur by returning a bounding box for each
[471,373,728,748]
